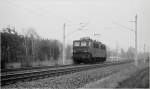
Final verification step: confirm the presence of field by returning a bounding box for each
[117,66,149,88]
[83,62,149,88]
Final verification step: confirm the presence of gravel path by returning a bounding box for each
[2,62,137,89]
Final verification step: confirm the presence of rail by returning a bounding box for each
[1,60,133,86]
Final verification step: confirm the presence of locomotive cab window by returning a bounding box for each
[101,45,106,50]
[103,45,106,50]
[81,41,87,46]
[93,43,99,48]
[74,41,80,46]
[88,42,91,46]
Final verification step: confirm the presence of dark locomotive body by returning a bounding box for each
[72,37,107,64]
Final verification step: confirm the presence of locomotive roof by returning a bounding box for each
[74,37,105,45]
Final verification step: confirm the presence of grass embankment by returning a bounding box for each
[117,67,149,88]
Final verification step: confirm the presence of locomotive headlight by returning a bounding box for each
[73,50,76,53]
[83,50,88,52]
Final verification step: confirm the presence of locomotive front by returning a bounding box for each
[72,38,92,64]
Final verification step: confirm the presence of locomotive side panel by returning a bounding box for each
[90,42,106,58]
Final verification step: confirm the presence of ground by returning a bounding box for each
[82,62,149,88]
[2,61,149,89]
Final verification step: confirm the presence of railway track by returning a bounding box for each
[1,64,74,73]
[1,60,133,86]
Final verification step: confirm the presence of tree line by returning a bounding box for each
[1,27,63,69]
[107,46,149,61]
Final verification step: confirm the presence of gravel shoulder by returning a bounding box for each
[2,62,147,89]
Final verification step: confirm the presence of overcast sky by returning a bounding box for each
[0,0,150,52]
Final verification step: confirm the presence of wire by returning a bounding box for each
[6,0,69,22]
[112,21,135,32]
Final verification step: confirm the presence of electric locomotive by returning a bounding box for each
[72,37,107,64]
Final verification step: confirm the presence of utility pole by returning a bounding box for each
[144,44,146,62]
[135,14,138,66]
[113,14,138,66]
[63,23,66,65]
[0,31,1,63]
[129,14,138,66]
[116,42,119,61]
